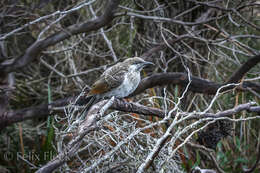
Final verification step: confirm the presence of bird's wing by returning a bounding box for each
[88,77,110,95]
[104,66,128,88]
[88,65,127,95]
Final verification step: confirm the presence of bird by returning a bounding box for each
[76,57,154,112]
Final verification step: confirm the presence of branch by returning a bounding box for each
[133,54,260,96]
[140,35,190,59]
[1,95,259,131]
[185,141,225,173]
[0,97,73,131]
[36,98,115,173]
[226,54,260,84]
[193,102,260,119]
[0,0,120,75]
[126,11,224,26]
[131,72,221,96]
[111,98,165,118]
[1,52,259,129]
[0,97,165,131]
[0,0,96,41]
[1,70,260,130]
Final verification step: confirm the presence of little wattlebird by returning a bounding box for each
[76,57,154,112]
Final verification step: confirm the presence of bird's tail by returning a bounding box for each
[84,95,98,112]
[76,95,99,114]
[75,94,93,106]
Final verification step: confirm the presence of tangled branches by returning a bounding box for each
[0,0,260,172]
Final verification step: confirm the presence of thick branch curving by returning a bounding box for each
[0,0,120,75]
[1,52,260,129]
[133,54,260,96]
[0,44,259,130]
[226,54,260,84]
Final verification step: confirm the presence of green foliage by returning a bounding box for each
[215,137,259,172]
[192,150,201,169]
[42,85,56,164]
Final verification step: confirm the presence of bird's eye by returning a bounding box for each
[134,61,142,64]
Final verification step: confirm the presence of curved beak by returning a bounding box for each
[142,61,154,66]
[137,61,154,71]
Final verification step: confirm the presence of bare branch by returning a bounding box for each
[126,12,224,26]
[0,0,120,76]
[226,54,260,84]
[36,97,114,173]
[1,65,260,129]
[134,54,260,96]
[0,0,97,41]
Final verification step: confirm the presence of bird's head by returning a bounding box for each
[124,57,154,72]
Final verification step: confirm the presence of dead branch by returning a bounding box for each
[0,97,165,130]
[0,0,120,76]
[0,1,259,172]
[194,102,260,119]
[0,96,72,131]
[1,92,259,130]
[1,62,260,129]
[140,35,191,59]
[133,54,260,96]
[226,54,260,84]
[35,98,114,173]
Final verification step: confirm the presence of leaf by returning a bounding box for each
[192,151,201,169]
[234,157,249,164]
[235,136,241,151]
[43,85,55,153]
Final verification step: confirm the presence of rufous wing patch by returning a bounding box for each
[88,79,110,95]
